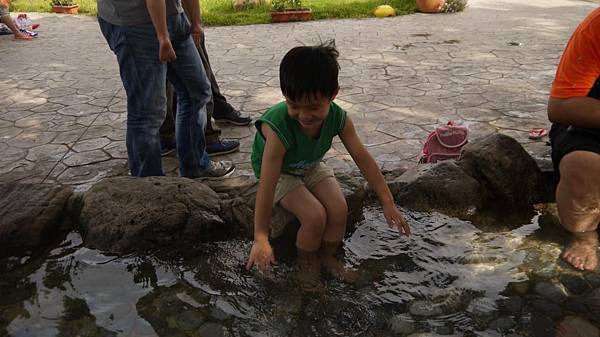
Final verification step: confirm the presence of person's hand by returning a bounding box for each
[383,204,411,236]
[158,38,177,63]
[246,239,275,271]
[190,23,203,49]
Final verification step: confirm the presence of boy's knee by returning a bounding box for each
[330,199,348,224]
[301,204,327,233]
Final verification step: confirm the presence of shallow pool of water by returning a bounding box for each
[1,205,598,337]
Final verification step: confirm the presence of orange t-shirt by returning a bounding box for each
[551,7,600,98]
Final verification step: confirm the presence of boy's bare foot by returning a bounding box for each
[562,230,598,271]
[322,257,360,284]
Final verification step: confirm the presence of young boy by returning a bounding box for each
[245,42,411,290]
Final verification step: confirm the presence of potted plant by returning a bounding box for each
[416,0,444,13]
[416,0,467,13]
[50,0,79,14]
[271,0,312,23]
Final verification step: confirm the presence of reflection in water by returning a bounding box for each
[0,206,598,336]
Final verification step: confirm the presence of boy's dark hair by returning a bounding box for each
[279,40,340,102]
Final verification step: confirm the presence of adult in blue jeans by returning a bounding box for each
[97,0,234,178]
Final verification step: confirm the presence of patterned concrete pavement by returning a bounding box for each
[0,0,596,187]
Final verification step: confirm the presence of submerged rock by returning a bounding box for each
[79,176,225,253]
[489,316,516,333]
[559,273,590,295]
[532,299,562,319]
[533,281,568,304]
[585,288,600,317]
[197,322,228,337]
[466,297,499,328]
[0,183,73,255]
[409,290,472,318]
[498,296,523,316]
[409,300,444,317]
[389,314,415,335]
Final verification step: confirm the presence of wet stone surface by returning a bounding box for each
[0,206,599,336]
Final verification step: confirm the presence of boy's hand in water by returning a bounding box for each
[383,204,411,236]
[158,38,177,63]
[246,239,275,271]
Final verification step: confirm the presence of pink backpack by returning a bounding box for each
[419,121,468,164]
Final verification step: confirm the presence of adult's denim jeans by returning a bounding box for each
[99,13,212,177]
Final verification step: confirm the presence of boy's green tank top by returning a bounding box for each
[251,101,347,177]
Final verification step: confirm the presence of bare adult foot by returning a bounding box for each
[562,230,598,271]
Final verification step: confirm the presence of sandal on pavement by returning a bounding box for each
[528,127,547,140]
[15,34,33,41]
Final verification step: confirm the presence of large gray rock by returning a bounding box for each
[389,161,484,218]
[79,176,225,253]
[458,133,549,210]
[0,183,73,254]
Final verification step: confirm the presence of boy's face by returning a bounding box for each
[285,93,335,130]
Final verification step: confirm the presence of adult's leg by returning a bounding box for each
[198,31,251,125]
[159,82,177,153]
[556,150,600,271]
[98,17,166,176]
[196,31,221,144]
[166,14,212,177]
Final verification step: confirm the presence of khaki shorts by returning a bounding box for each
[270,162,335,237]
[273,161,335,205]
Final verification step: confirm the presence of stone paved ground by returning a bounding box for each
[0,0,596,187]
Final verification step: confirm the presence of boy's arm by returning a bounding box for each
[340,116,410,235]
[145,0,176,62]
[246,123,286,270]
[548,96,600,128]
[181,0,203,47]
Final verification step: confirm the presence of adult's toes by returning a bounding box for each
[569,256,582,269]
[583,258,597,271]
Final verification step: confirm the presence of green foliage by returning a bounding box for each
[50,0,76,6]
[440,0,467,13]
[272,0,303,12]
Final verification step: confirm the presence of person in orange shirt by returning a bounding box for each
[548,7,600,271]
[0,0,32,40]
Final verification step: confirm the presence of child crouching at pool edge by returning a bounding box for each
[246,40,411,291]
